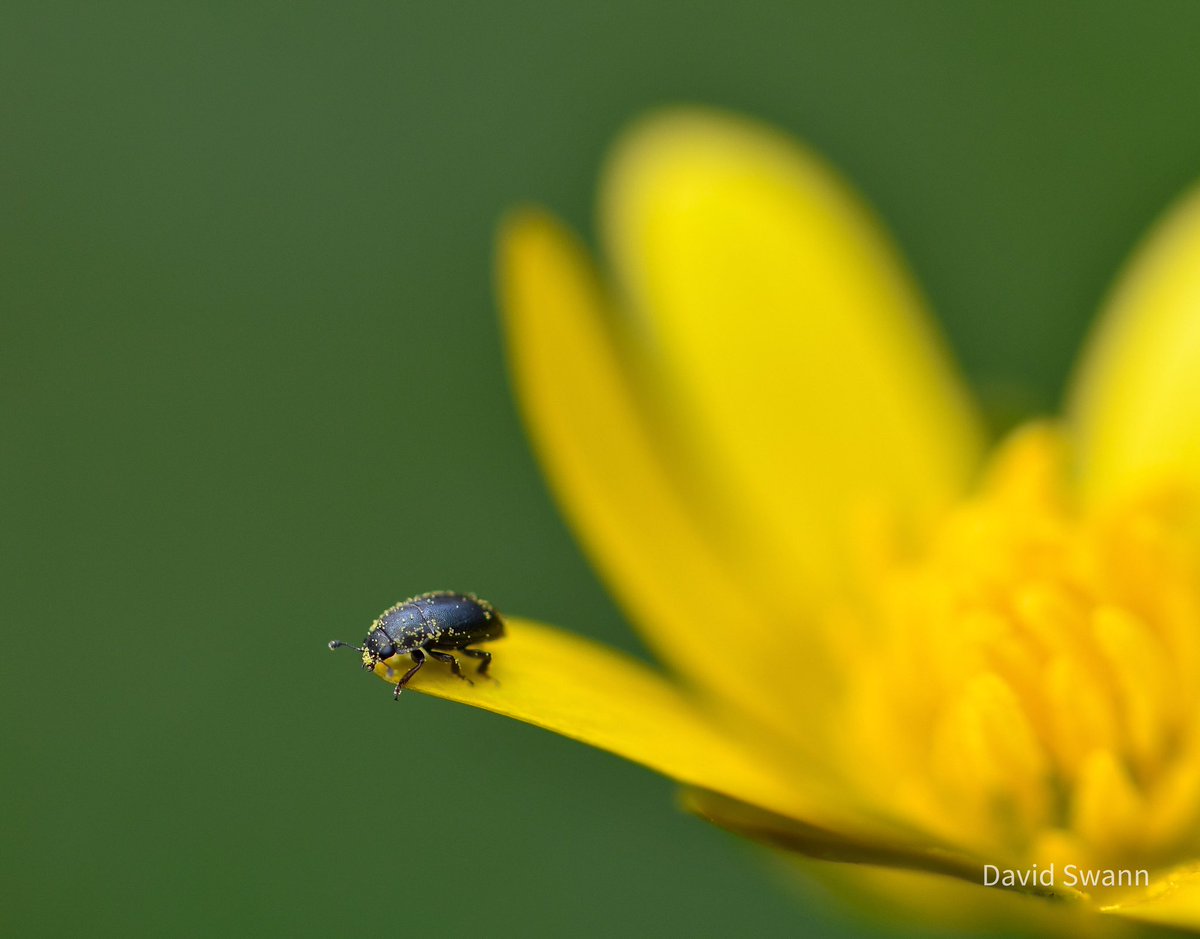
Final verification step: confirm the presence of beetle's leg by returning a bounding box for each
[461,646,494,680]
[394,649,426,699]
[427,648,473,685]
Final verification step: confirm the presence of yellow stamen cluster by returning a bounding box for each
[837,424,1200,874]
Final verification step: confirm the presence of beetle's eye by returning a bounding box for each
[375,643,395,660]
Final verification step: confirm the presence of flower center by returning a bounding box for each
[836,423,1200,873]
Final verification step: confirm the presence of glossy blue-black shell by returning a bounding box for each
[366,591,503,656]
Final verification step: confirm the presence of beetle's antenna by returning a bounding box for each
[328,640,364,653]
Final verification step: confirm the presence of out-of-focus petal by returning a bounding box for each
[601,108,984,594]
[497,210,831,740]
[1071,182,1200,505]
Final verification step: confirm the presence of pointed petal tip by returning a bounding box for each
[599,103,986,590]
[603,105,819,170]
[496,204,556,241]
[495,205,563,274]
[1070,177,1200,504]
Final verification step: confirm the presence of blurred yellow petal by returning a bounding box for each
[1071,182,1200,504]
[370,617,804,821]
[601,108,984,593]
[497,209,829,738]
[476,113,1200,930]
[1101,864,1200,930]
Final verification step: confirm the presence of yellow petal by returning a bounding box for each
[1071,181,1200,504]
[368,616,804,821]
[601,108,984,593]
[1102,863,1200,930]
[370,616,989,870]
[1069,750,1145,857]
[497,209,830,740]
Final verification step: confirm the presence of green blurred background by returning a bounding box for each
[6,2,1200,936]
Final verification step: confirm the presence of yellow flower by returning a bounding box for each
[379,108,1200,932]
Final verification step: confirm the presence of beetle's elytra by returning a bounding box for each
[329,591,504,699]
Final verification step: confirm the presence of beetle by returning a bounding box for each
[328,591,503,699]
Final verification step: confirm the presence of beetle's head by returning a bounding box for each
[363,628,398,668]
[328,627,398,672]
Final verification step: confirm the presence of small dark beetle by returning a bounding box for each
[329,591,503,699]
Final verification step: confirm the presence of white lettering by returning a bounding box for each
[986,863,1148,890]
